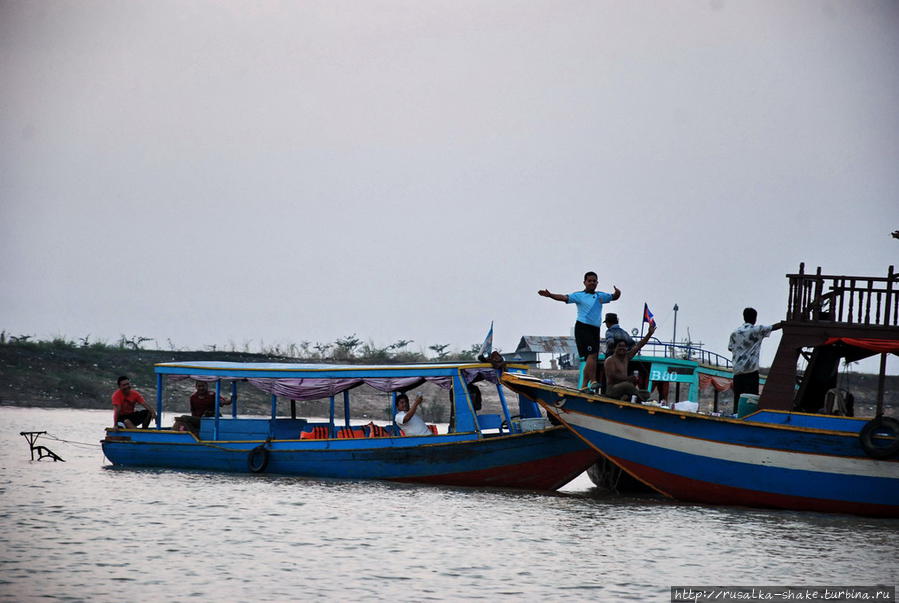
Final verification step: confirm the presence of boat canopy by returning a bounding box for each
[151,361,537,436]
[154,361,509,401]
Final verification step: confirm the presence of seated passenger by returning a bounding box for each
[604,324,656,402]
[112,375,156,429]
[173,381,232,433]
[394,393,432,436]
[603,313,635,355]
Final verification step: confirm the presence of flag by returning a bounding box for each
[643,303,656,327]
[478,321,494,359]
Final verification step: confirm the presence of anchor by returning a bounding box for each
[19,431,65,462]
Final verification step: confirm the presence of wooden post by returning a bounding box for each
[885,265,894,326]
[813,267,823,320]
[864,277,874,325]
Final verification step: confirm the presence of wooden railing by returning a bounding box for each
[786,263,898,327]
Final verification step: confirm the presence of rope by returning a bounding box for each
[42,432,282,454]
[41,433,101,449]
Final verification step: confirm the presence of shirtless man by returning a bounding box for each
[604,324,656,402]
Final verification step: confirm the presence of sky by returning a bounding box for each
[1,1,897,372]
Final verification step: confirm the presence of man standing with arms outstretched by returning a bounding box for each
[538,271,621,392]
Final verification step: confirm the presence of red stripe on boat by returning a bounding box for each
[395,449,599,491]
[612,456,899,518]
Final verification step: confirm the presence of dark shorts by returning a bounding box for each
[119,409,150,426]
[732,371,760,412]
[574,321,600,358]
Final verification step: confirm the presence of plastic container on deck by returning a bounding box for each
[737,394,760,417]
[515,417,551,432]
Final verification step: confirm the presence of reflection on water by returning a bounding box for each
[1,407,897,601]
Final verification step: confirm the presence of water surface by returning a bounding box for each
[1,407,896,601]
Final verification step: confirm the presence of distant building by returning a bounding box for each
[504,336,578,369]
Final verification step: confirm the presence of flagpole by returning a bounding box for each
[672,304,679,345]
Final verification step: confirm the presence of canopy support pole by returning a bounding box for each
[495,374,513,433]
[155,373,163,430]
[231,381,238,418]
[343,391,351,428]
[214,380,222,440]
[391,392,398,433]
[876,352,886,418]
[329,396,336,438]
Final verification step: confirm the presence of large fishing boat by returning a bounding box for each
[582,338,739,492]
[101,361,599,490]
[502,265,899,516]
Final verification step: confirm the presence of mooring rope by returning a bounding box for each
[41,432,101,449]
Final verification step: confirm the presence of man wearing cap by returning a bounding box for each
[605,324,656,402]
[538,271,621,392]
[603,313,635,355]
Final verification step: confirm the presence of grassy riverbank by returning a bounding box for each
[0,339,473,421]
[1,340,894,419]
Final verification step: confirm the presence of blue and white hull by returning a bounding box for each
[502,374,899,517]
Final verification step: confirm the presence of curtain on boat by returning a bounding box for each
[698,373,732,392]
[463,368,499,385]
[165,367,500,400]
[824,337,899,355]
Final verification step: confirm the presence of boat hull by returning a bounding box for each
[101,426,598,491]
[502,375,899,516]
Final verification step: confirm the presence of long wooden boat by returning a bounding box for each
[502,265,899,516]
[101,361,599,490]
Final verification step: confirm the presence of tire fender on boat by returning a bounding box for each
[248,445,270,473]
[859,417,899,460]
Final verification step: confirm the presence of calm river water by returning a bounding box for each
[1,407,896,602]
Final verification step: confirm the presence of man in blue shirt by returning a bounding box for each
[538,271,621,391]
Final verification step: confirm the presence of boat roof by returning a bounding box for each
[154,361,526,379]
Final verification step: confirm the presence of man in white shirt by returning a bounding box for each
[395,393,432,436]
[728,307,783,414]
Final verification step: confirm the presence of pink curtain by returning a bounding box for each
[699,373,732,392]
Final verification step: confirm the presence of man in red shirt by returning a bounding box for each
[190,380,230,418]
[174,381,231,433]
[111,375,156,428]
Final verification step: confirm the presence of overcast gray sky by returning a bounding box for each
[2,1,897,372]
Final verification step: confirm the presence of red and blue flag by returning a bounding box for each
[643,303,656,327]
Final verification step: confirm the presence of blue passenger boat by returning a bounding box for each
[101,361,599,490]
[502,265,899,516]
